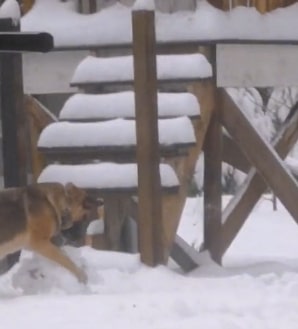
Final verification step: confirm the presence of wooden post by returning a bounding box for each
[132,10,164,266]
[203,47,222,263]
[21,0,35,14]
[78,0,96,13]
[24,95,56,182]
[0,19,27,187]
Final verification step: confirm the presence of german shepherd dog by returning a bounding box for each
[0,182,99,283]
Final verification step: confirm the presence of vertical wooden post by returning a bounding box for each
[203,46,222,263]
[24,95,55,182]
[78,0,96,13]
[0,18,28,187]
[132,10,164,266]
[21,0,35,14]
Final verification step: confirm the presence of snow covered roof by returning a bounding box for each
[37,117,196,148]
[21,1,298,49]
[38,163,179,189]
[70,55,212,86]
[59,91,200,121]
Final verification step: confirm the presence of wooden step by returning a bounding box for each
[38,162,179,195]
[37,117,196,162]
[59,91,200,122]
[70,54,212,90]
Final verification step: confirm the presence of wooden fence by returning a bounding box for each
[208,0,297,12]
[20,0,297,15]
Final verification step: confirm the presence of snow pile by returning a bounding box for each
[1,197,298,328]
[38,163,179,188]
[59,91,200,121]
[0,0,20,22]
[21,1,298,48]
[38,117,196,148]
[71,54,212,85]
[133,0,155,11]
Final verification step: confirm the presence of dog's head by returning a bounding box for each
[65,182,103,223]
[51,182,103,246]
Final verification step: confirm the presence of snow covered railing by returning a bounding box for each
[38,163,179,194]
[59,91,200,122]
[70,54,212,90]
[37,117,196,162]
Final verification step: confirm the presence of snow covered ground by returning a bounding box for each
[1,195,298,328]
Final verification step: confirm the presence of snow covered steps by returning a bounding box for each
[70,54,212,90]
[38,163,179,194]
[37,117,196,162]
[59,91,200,122]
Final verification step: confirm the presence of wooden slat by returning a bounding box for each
[133,10,164,266]
[21,0,35,14]
[220,90,298,257]
[161,80,214,263]
[71,78,210,93]
[0,20,27,187]
[203,81,222,263]
[25,96,56,181]
[38,144,192,163]
[104,195,129,251]
[221,133,250,173]
[127,197,200,272]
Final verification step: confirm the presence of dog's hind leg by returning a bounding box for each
[29,240,87,283]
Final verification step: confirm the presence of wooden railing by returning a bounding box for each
[208,0,297,13]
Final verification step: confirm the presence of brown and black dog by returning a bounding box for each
[0,182,99,283]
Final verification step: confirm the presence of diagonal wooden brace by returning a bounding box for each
[220,89,298,257]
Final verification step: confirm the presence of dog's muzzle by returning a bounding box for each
[60,208,73,230]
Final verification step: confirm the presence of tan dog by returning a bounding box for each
[0,182,97,283]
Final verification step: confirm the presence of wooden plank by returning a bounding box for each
[22,0,35,14]
[221,134,250,173]
[0,20,27,187]
[71,77,210,93]
[39,144,191,164]
[203,83,222,263]
[78,0,97,13]
[162,80,214,265]
[104,195,129,251]
[25,96,56,182]
[220,90,298,256]
[132,10,164,266]
[0,31,53,52]
[171,235,199,272]
[222,130,298,177]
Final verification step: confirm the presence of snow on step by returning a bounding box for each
[38,117,195,148]
[38,163,179,189]
[59,91,200,121]
[70,54,212,85]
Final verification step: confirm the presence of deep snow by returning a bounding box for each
[1,196,298,329]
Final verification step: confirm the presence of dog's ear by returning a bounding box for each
[65,182,84,202]
[65,182,76,194]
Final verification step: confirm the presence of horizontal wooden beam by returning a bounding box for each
[54,39,298,54]
[0,31,53,52]
[38,144,192,163]
[71,78,210,92]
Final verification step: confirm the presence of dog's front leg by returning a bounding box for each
[29,240,87,283]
